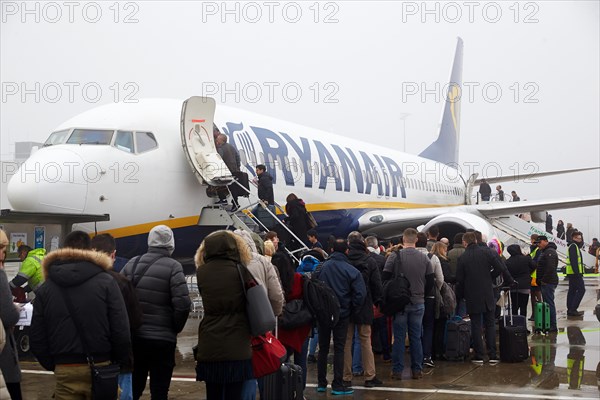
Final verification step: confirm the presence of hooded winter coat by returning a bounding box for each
[194,231,254,383]
[346,240,383,325]
[0,267,20,384]
[505,244,536,290]
[285,198,310,245]
[257,170,274,205]
[30,248,131,371]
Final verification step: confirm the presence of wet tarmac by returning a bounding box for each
[17,276,600,399]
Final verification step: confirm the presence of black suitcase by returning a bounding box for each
[445,316,471,361]
[231,171,250,198]
[262,363,303,400]
[499,290,529,363]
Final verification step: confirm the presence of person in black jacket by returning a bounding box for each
[343,233,383,388]
[30,231,131,399]
[536,236,559,332]
[255,164,274,205]
[556,220,566,240]
[456,232,515,364]
[505,244,536,318]
[478,179,491,201]
[121,225,191,400]
[91,233,143,399]
[285,193,310,248]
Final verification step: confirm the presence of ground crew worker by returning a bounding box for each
[10,245,46,299]
[566,232,586,317]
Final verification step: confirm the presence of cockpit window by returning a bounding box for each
[67,129,113,145]
[115,131,134,153]
[44,129,71,146]
[135,132,158,153]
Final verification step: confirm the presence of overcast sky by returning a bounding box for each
[1,0,599,238]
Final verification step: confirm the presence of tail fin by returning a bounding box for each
[419,37,463,166]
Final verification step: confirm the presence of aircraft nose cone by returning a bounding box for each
[7,147,88,213]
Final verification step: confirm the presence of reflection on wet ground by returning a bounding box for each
[20,277,600,399]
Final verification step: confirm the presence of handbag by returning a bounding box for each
[278,299,313,330]
[236,264,276,336]
[306,211,318,229]
[251,331,286,378]
[59,290,119,400]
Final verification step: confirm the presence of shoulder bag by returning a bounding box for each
[236,263,276,336]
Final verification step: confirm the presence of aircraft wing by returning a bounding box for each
[474,195,600,218]
[474,167,599,185]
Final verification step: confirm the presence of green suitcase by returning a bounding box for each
[535,302,550,333]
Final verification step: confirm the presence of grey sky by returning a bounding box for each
[1,1,599,238]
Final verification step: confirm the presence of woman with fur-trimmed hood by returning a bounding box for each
[29,231,131,398]
[194,230,256,399]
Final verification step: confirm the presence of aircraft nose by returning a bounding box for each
[7,148,88,213]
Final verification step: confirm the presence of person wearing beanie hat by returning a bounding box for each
[121,225,190,399]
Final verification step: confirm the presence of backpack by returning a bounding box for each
[303,275,340,328]
[278,299,313,330]
[381,251,411,316]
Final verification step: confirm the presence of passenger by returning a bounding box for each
[271,251,311,392]
[478,179,491,201]
[565,223,576,243]
[365,236,385,272]
[416,232,443,369]
[535,236,559,332]
[285,193,311,248]
[194,230,254,400]
[566,231,586,317]
[425,225,439,251]
[446,233,465,285]
[91,233,143,400]
[121,225,191,400]
[263,240,275,261]
[545,213,553,234]
[383,228,434,380]
[496,185,504,201]
[215,133,241,208]
[511,190,521,202]
[30,231,131,399]
[343,232,383,388]
[315,239,366,396]
[0,228,23,400]
[365,236,390,363]
[455,232,515,364]
[556,220,566,240]
[430,242,452,359]
[307,229,323,250]
[528,235,543,321]
[505,244,535,319]
[10,244,46,302]
[255,164,274,205]
[440,237,450,246]
[264,231,279,251]
[588,237,600,256]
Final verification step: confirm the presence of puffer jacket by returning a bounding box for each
[121,247,191,342]
[506,245,536,290]
[195,231,253,362]
[234,230,284,316]
[30,248,131,371]
[537,243,559,286]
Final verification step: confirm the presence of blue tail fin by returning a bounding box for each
[419,37,463,166]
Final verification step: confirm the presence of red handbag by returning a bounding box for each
[251,332,286,378]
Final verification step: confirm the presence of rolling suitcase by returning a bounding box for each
[444,316,471,361]
[499,290,529,363]
[262,362,304,400]
[535,302,550,334]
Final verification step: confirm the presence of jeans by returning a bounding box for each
[392,303,425,373]
[241,379,257,400]
[132,338,176,400]
[308,329,319,356]
[470,310,496,359]
[567,275,585,312]
[372,316,390,360]
[119,373,133,400]
[352,327,363,374]
[541,284,557,330]
[421,297,435,359]
[285,338,309,391]
[317,317,350,391]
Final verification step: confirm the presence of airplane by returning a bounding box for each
[6,38,600,268]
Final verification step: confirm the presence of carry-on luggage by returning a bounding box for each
[444,316,471,361]
[499,289,529,363]
[262,363,304,400]
[534,301,550,334]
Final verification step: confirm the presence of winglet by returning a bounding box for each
[419,37,463,166]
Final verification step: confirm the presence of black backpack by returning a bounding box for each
[303,274,340,328]
[381,251,411,316]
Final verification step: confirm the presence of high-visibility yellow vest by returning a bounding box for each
[567,356,584,389]
[565,244,582,275]
[530,247,539,286]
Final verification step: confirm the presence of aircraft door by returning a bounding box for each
[181,96,233,185]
